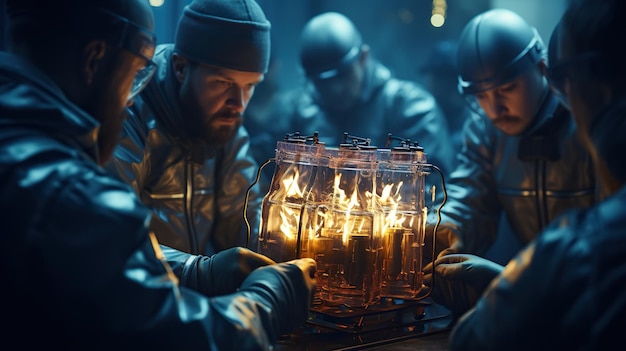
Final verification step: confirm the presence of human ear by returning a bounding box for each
[172,53,189,83]
[82,40,107,86]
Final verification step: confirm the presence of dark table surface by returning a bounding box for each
[274,298,454,351]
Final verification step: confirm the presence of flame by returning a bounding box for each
[282,169,304,198]
[327,173,379,243]
[378,182,406,232]
[276,169,304,240]
[279,209,297,240]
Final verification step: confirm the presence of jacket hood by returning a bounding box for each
[0,52,100,161]
[139,44,190,142]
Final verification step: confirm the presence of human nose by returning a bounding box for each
[479,93,506,118]
[226,86,246,112]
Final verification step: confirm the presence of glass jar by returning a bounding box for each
[376,144,429,300]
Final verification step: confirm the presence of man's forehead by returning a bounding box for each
[197,63,264,83]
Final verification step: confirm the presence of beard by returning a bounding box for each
[89,80,127,166]
[97,108,126,165]
[203,115,242,145]
[179,83,242,146]
[185,103,242,146]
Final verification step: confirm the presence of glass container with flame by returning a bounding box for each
[256,132,443,308]
[257,136,326,262]
[376,141,429,300]
[304,143,384,307]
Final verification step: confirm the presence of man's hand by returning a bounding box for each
[239,258,317,336]
[162,246,276,296]
[424,254,503,316]
[206,247,277,296]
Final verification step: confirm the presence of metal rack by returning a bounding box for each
[274,299,452,351]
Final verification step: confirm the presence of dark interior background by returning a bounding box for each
[0,0,568,92]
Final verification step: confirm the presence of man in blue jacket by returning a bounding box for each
[423,8,597,317]
[0,0,316,349]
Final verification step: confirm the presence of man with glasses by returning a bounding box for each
[107,0,271,257]
[0,0,317,348]
[423,8,597,317]
[446,0,626,348]
[280,11,455,175]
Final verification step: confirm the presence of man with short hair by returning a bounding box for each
[0,0,316,348]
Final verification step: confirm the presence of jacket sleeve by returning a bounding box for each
[448,241,547,351]
[448,211,588,351]
[35,164,309,350]
[213,125,263,252]
[433,113,502,256]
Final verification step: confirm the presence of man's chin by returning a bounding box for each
[204,126,237,146]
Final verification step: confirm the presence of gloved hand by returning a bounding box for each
[423,253,503,317]
[238,258,317,337]
[162,245,276,297]
[422,224,462,267]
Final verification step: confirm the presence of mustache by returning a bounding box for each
[214,111,243,119]
[492,115,519,124]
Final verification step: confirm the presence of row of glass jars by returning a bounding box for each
[257,137,430,308]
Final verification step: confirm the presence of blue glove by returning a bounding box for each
[423,254,503,316]
[162,246,276,296]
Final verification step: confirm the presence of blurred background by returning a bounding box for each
[0,0,567,93]
[149,0,566,92]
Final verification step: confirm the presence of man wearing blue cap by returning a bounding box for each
[422,8,597,318]
[107,0,270,257]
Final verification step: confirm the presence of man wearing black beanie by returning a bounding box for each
[107,0,270,257]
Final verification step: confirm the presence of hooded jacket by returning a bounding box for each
[0,50,311,350]
[285,58,456,176]
[433,90,597,258]
[108,44,262,255]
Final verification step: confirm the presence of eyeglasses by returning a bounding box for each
[547,52,601,108]
[98,9,157,102]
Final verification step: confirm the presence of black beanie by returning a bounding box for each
[174,0,271,73]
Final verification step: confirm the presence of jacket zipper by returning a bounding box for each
[535,159,549,230]
[184,156,198,252]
